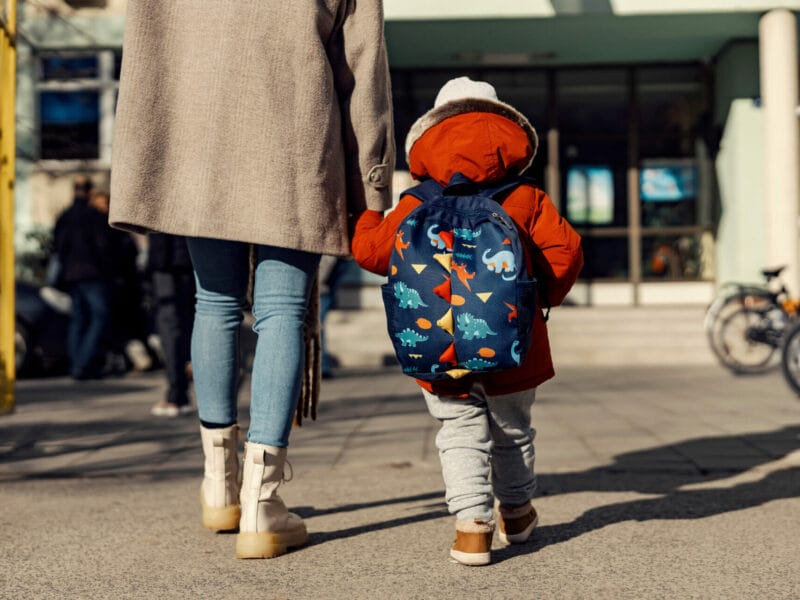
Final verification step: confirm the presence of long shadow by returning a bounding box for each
[537,425,800,495]
[495,465,800,563]
[294,490,445,519]
[488,424,800,562]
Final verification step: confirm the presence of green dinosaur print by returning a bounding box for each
[456,313,497,340]
[461,357,498,370]
[395,328,429,347]
[394,281,428,309]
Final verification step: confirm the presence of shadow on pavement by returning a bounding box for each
[538,425,800,495]
[495,465,800,563]
[491,424,800,562]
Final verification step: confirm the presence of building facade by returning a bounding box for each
[12,0,800,306]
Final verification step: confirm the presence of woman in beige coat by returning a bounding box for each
[110,0,394,559]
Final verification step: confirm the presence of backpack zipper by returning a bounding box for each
[491,211,514,230]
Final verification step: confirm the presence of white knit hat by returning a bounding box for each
[404,76,538,171]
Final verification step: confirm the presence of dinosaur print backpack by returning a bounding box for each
[382,173,538,382]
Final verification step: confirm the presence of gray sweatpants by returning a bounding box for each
[422,384,537,522]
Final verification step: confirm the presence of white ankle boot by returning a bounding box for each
[199,424,241,531]
[235,441,308,559]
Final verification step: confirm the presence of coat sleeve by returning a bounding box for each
[330,0,395,215]
[527,189,584,307]
[351,195,420,276]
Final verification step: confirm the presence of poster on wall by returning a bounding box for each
[640,159,697,202]
[566,165,614,225]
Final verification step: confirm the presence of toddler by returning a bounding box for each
[351,77,583,565]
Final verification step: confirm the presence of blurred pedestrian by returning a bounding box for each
[351,77,584,566]
[52,176,113,380]
[147,233,196,417]
[110,1,394,559]
[89,189,154,375]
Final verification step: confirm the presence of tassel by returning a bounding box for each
[295,274,321,426]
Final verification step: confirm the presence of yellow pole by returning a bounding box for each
[0,0,16,415]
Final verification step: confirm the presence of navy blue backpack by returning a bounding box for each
[381,173,538,382]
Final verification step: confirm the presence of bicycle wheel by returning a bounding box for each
[711,304,778,374]
[706,291,769,369]
[781,320,800,396]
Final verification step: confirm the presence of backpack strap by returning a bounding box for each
[403,173,537,204]
[401,178,444,203]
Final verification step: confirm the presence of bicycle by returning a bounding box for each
[704,266,799,374]
[780,319,800,395]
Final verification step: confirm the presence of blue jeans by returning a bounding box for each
[68,280,111,378]
[187,238,320,447]
[422,385,537,522]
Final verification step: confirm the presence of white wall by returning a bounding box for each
[715,99,767,287]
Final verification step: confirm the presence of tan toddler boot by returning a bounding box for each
[497,500,538,544]
[235,442,308,559]
[450,519,495,566]
[199,424,241,532]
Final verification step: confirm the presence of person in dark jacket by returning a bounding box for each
[52,176,113,379]
[147,233,196,417]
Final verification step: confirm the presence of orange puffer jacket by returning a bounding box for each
[352,111,583,397]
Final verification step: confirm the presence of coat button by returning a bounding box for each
[367,164,389,188]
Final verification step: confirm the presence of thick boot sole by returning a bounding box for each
[235,524,308,559]
[449,548,491,566]
[200,493,241,532]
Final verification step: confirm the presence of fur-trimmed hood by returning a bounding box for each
[405,79,538,179]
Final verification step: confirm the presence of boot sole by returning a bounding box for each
[200,493,241,532]
[497,513,538,545]
[449,548,491,566]
[235,525,308,559]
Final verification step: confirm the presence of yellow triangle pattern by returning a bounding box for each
[408,353,423,359]
[433,253,452,271]
[476,292,493,303]
[437,308,454,335]
[412,264,427,274]
[446,368,472,379]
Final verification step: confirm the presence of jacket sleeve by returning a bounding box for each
[330,0,395,215]
[351,195,421,276]
[527,190,584,307]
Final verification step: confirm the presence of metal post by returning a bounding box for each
[0,0,17,415]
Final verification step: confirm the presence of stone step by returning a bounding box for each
[325,306,717,369]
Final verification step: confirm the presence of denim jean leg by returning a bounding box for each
[422,387,494,522]
[248,245,320,447]
[487,388,537,507]
[187,238,250,427]
[71,281,111,376]
[68,285,88,375]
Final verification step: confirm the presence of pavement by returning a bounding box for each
[2,312,800,599]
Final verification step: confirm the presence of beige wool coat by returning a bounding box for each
[110,0,395,257]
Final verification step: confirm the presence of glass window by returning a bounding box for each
[640,159,698,227]
[37,51,119,161]
[39,91,99,159]
[580,237,629,280]
[41,55,98,80]
[562,139,628,227]
[566,165,614,225]
[642,233,712,280]
[638,66,707,158]
[557,69,628,136]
